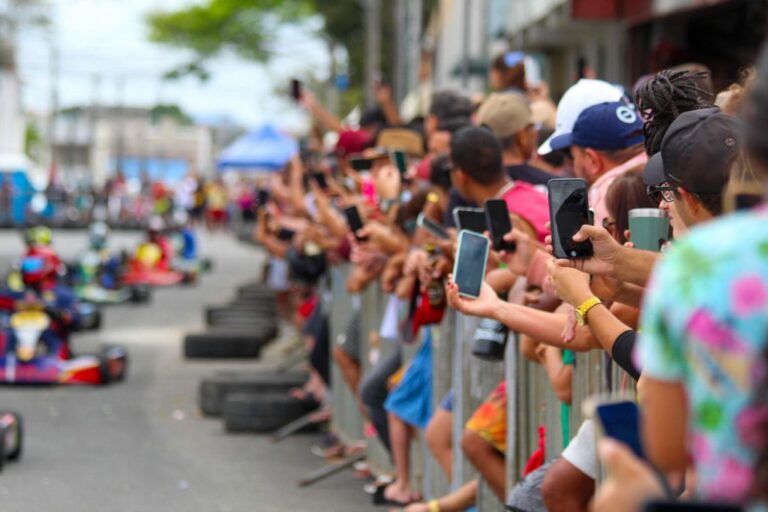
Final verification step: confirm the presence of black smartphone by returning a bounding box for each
[548,178,593,259]
[277,228,296,242]
[417,213,450,240]
[311,172,329,190]
[390,150,408,178]
[257,189,269,207]
[595,400,644,460]
[451,230,490,299]
[350,158,373,171]
[643,501,741,512]
[453,207,487,233]
[343,205,367,241]
[734,193,762,211]
[290,79,302,101]
[484,199,516,252]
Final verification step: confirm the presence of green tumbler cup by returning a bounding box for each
[628,208,669,252]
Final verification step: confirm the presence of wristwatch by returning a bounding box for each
[575,296,602,326]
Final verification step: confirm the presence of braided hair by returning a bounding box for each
[636,69,715,155]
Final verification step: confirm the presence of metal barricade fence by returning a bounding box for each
[325,268,619,511]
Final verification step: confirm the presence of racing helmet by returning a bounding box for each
[25,226,52,247]
[89,222,109,250]
[20,256,54,286]
[135,243,162,268]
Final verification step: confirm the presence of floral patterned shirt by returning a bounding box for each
[638,210,768,502]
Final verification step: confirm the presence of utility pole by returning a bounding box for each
[461,0,471,89]
[47,30,60,186]
[364,0,381,109]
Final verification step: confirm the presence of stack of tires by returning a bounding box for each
[183,284,279,360]
[199,371,319,433]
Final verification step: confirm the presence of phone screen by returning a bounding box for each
[484,199,515,252]
[595,400,644,460]
[548,178,593,259]
[350,158,373,171]
[390,150,408,177]
[290,79,302,101]
[453,208,487,233]
[417,213,450,240]
[311,172,328,190]
[277,228,296,242]
[343,205,367,241]
[257,189,269,207]
[452,231,489,299]
[643,500,741,512]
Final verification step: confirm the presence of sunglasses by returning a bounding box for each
[646,183,675,204]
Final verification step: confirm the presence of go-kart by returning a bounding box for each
[68,252,152,306]
[0,304,127,385]
[119,242,195,288]
[0,411,22,469]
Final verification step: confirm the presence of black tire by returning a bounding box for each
[200,258,213,272]
[223,393,318,433]
[129,284,151,303]
[204,306,275,324]
[181,272,197,285]
[206,322,278,340]
[183,332,269,359]
[1,412,23,461]
[199,372,308,417]
[97,355,111,385]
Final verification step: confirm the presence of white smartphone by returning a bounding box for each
[417,212,450,240]
[452,230,490,299]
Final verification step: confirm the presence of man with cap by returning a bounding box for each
[477,92,555,186]
[642,107,733,238]
[538,79,625,156]
[549,101,647,228]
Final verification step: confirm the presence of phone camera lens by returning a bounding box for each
[570,250,577,257]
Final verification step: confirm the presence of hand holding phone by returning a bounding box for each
[343,205,368,241]
[452,230,490,299]
[311,172,329,190]
[389,150,408,178]
[484,199,516,252]
[417,213,450,240]
[548,178,593,259]
[593,399,645,460]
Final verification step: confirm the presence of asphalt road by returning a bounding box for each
[0,229,372,512]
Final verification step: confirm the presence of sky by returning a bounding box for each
[16,0,331,131]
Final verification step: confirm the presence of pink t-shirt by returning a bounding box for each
[589,152,648,228]
[498,181,550,243]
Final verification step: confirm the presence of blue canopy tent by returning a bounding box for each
[216,124,298,172]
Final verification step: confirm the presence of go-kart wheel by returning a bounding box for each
[181,271,197,285]
[0,412,23,461]
[199,372,308,417]
[223,393,319,433]
[200,258,213,272]
[91,309,102,330]
[129,284,151,303]
[97,356,111,385]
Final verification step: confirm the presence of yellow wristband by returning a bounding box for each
[428,500,441,512]
[575,296,602,326]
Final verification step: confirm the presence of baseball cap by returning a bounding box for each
[335,129,371,157]
[642,107,741,194]
[538,79,625,155]
[549,101,644,151]
[477,92,532,139]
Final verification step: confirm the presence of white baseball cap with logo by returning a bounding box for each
[538,79,626,155]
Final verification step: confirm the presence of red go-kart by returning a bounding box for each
[119,242,196,288]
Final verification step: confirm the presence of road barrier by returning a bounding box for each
[325,266,630,511]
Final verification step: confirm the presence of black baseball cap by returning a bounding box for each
[643,107,741,195]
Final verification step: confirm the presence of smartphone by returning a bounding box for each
[343,205,367,241]
[277,228,296,242]
[417,213,450,240]
[350,158,373,172]
[484,199,516,252]
[290,79,302,101]
[452,230,490,299]
[257,189,269,207]
[311,172,329,190]
[548,178,593,259]
[734,193,762,211]
[453,207,487,234]
[389,150,408,178]
[594,399,645,460]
